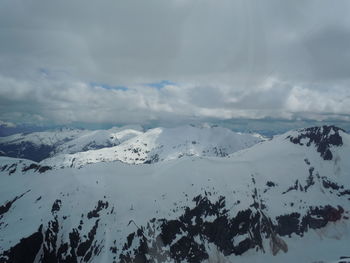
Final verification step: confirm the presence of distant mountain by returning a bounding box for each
[42,125,264,167]
[0,123,49,137]
[0,125,263,165]
[0,125,349,262]
[0,126,144,162]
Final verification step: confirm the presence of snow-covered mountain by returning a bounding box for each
[0,125,349,263]
[0,126,144,162]
[42,125,263,168]
[51,126,143,156]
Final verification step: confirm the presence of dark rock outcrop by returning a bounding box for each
[0,190,30,219]
[287,126,345,160]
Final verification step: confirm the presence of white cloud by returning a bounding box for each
[286,86,350,115]
[1,72,350,125]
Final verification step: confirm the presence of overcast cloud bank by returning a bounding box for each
[1,0,350,125]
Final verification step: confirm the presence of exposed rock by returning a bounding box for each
[87,200,109,219]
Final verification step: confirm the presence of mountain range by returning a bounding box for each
[0,125,349,263]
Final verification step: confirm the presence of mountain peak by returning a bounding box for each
[287,125,345,160]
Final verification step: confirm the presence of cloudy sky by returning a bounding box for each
[1,0,350,126]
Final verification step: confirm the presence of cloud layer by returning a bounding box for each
[1,0,350,124]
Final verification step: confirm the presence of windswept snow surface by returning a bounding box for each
[41,125,263,167]
[0,126,349,262]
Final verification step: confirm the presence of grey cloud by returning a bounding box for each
[303,25,350,81]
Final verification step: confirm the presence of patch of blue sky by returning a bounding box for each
[39,68,49,76]
[146,80,176,89]
[90,82,128,91]
[38,68,71,79]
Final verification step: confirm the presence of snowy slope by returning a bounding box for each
[0,125,349,263]
[42,125,263,167]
